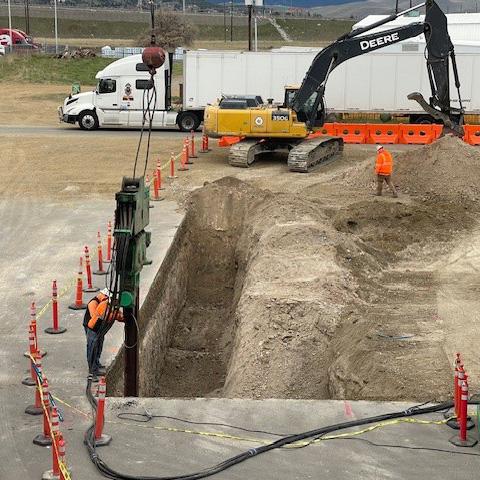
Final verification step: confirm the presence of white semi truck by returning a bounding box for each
[59,43,480,131]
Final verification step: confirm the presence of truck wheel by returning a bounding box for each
[78,111,99,130]
[177,112,200,132]
[410,115,433,125]
[379,113,392,123]
[418,117,433,124]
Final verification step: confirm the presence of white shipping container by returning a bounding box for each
[184,45,480,116]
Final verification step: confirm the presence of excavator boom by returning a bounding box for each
[292,0,464,135]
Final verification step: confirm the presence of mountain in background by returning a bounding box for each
[207,0,478,16]
[310,0,478,18]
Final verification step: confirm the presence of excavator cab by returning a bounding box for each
[283,86,299,109]
[284,86,327,127]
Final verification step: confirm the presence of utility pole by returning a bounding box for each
[24,0,30,36]
[54,0,58,55]
[230,0,233,42]
[247,3,252,51]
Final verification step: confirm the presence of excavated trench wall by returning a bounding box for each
[107,178,260,397]
[106,217,192,396]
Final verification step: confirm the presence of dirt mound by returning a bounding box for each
[332,198,474,262]
[343,136,480,201]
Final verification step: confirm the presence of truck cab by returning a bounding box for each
[59,54,175,130]
[0,28,38,50]
[59,53,203,131]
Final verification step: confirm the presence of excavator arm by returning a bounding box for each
[292,0,464,135]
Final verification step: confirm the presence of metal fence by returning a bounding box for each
[101,46,184,60]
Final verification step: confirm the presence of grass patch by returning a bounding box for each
[0,15,350,44]
[195,23,281,41]
[0,54,116,84]
[172,60,183,78]
[277,18,354,42]
[0,16,146,40]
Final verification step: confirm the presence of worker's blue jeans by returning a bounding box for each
[85,327,104,375]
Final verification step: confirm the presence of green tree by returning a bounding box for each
[138,10,197,50]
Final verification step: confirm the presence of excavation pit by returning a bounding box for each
[108,138,480,401]
[108,176,356,399]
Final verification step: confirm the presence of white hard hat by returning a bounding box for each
[100,288,111,297]
[376,145,383,151]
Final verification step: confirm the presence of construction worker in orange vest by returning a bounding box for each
[375,145,398,197]
[83,288,124,381]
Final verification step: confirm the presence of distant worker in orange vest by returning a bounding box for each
[83,288,124,381]
[375,145,398,198]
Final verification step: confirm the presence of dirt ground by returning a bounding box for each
[0,133,183,199]
[5,121,480,401]
[0,83,72,126]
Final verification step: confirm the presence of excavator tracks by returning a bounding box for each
[228,140,267,168]
[287,136,344,173]
[228,136,344,172]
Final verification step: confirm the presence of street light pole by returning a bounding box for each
[7,0,12,53]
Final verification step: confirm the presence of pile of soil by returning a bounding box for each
[342,136,480,201]
[332,198,475,263]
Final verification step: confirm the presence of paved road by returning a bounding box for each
[0,197,183,479]
[0,124,186,138]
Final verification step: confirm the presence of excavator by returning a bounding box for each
[203,0,464,172]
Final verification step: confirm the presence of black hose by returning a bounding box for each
[85,400,454,480]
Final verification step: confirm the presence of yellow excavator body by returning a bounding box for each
[203,90,343,172]
[204,104,308,139]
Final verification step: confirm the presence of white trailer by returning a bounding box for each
[325,41,480,121]
[59,43,480,131]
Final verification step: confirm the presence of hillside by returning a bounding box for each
[0,5,354,46]
[310,0,478,17]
